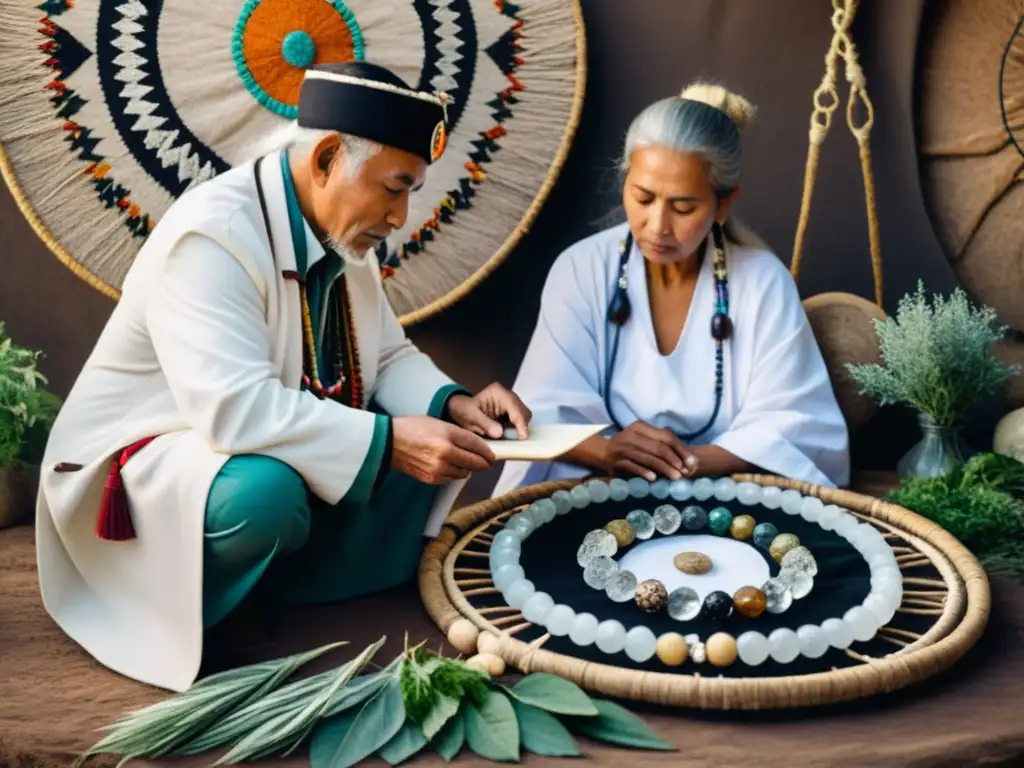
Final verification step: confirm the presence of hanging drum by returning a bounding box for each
[0,0,586,325]
[917,1,1024,406]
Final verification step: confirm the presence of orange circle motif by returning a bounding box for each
[241,0,358,110]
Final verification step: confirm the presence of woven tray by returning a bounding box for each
[418,474,990,710]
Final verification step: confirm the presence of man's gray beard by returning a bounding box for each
[324,235,373,265]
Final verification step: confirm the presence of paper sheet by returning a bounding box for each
[421,423,608,538]
[483,423,609,461]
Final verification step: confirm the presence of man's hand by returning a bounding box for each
[391,416,496,485]
[445,383,533,440]
[602,421,698,482]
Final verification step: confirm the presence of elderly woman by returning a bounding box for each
[493,82,849,497]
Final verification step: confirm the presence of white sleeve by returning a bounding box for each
[367,273,463,418]
[712,267,851,487]
[509,247,611,426]
[146,231,384,505]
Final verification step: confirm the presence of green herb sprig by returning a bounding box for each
[78,634,675,767]
[886,452,1024,578]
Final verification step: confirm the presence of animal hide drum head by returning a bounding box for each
[0,0,585,325]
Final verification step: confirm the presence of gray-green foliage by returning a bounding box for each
[845,282,1019,426]
[0,322,60,468]
[78,637,676,767]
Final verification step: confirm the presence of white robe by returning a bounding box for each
[35,152,461,692]
[492,222,850,497]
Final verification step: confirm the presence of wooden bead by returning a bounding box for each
[705,632,738,667]
[656,633,689,666]
[477,631,502,656]
[466,653,505,676]
[730,514,756,541]
[446,619,480,655]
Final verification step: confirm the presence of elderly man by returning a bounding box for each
[36,61,531,692]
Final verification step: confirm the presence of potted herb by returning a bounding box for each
[0,322,61,527]
[845,283,1020,478]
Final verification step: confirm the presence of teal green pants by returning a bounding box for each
[201,454,440,629]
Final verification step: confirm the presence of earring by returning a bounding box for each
[608,237,632,326]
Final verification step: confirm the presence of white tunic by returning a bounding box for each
[35,152,459,692]
[492,222,850,496]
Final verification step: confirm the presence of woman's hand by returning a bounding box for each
[602,422,698,481]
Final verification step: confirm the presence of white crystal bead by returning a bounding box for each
[505,514,534,537]
[800,496,824,523]
[762,578,794,614]
[608,478,630,501]
[624,626,658,662]
[760,486,783,509]
[650,479,671,499]
[628,477,650,498]
[796,625,830,659]
[570,484,591,509]
[505,579,535,609]
[777,567,814,599]
[625,509,656,540]
[576,529,618,567]
[551,490,573,515]
[492,530,522,550]
[669,479,693,501]
[867,549,896,571]
[493,564,525,592]
[545,604,576,636]
[821,617,854,649]
[667,586,702,621]
[522,592,554,624]
[863,593,896,626]
[713,477,737,501]
[818,504,843,531]
[653,504,682,534]
[585,479,611,504]
[569,612,599,646]
[490,548,520,571]
[876,580,903,611]
[583,555,618,589]
[605,569,638,602]
[781,545,819,577]
[595,620,627,654]
[737,631,770,666]
[780,489,804,515]
[843,605,879,642]
[871,565,902,590]
[529,498,557,525]
[692,477,715,501]
[736,482,762,506]
[768,628,801,663]
[834,515,861,539]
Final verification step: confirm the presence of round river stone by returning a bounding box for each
[673,551,712,575]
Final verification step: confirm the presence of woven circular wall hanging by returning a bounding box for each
[419,475,989,710]
[0,0,585,325]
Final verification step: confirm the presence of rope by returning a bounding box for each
[790,0,884,309]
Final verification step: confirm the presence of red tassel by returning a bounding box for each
[96,437,156,541]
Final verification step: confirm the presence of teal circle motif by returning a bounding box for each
[281,30,316,69]
[232,0,366,119]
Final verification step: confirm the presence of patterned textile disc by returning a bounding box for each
[0,0,585,324]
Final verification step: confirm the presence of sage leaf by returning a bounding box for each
[464,691,519,762]
[322,670,392,717]
[378,719,428,766]
[431,707,465,762]
[511,700,581,757]
[421,692,460,741]
[213,638,385,765]
[75,640,348,766]
[505,673,598,716]
[310,709,358,767]
[568,699,674,751]
[315,675,407,768]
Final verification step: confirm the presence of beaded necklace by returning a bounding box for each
[297,272,364,409]
[603,222,731,441]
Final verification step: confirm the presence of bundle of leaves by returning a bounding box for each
[885,452,1024,578]
[77,635,674,767]
[845,283,1019,426]
[0,322,61,469]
